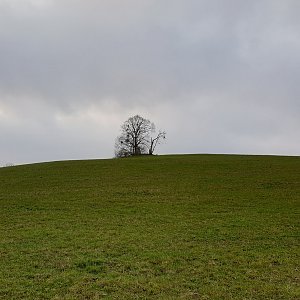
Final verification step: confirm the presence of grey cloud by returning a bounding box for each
[0,0,299,164]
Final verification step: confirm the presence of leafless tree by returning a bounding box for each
[149,130,166,155]
[115,115,166,157]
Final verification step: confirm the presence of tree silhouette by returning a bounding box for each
[115,115,166,157]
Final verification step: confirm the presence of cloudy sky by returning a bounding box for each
[0,0,299,165]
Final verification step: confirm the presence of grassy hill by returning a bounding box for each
[0,154,299,299]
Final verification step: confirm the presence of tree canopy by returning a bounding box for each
[115,115,166,157]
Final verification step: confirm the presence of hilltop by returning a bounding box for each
[0,154,299,299]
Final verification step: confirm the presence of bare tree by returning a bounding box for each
[149,130,166,155]
[115,115,166,157]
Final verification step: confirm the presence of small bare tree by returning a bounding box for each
[149,130,166,155]
[115,115,166,157]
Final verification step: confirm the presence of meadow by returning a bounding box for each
[0,154,299,299]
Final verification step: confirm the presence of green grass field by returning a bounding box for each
[0,154,299,299]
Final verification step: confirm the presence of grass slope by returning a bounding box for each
[0,154,299,299]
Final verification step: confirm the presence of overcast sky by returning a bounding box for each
[0,0,299,165]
